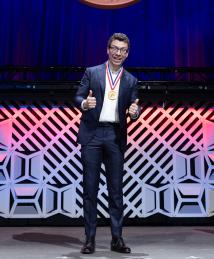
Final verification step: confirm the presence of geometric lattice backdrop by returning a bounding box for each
[0,100,213,218]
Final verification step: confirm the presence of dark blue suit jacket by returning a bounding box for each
[74,63,138,152]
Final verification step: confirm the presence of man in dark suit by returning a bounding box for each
[74,33,139,254]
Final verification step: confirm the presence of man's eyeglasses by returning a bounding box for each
[109,46,128,55]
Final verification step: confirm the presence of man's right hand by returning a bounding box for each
[83,90,96,109]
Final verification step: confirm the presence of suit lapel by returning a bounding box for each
[98,63,106,100]
[119,70,128,100]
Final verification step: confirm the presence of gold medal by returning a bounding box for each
[106,62,123,101]
[108,90,117,100]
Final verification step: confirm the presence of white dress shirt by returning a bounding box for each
[99,69,121,123]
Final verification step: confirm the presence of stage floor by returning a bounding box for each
[0,226,214,259]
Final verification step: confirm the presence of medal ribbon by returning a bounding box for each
[106,62,124,91]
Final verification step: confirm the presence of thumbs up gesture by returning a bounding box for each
[128,99,139,117]
[83,90,96,109]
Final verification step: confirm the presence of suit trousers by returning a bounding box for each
[81,122,124,240]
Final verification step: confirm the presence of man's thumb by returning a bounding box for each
[88,90,93,97]
[134,98,139,105]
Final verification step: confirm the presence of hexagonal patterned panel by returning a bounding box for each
[0,100,213,218]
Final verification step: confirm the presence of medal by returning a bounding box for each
[106,62,123,100]
[108,90,117,100]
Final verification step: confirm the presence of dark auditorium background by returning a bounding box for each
[0,0,213,67]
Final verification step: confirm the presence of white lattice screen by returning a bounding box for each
[0,100,213,218]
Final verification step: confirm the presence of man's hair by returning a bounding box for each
[107,33,130,49]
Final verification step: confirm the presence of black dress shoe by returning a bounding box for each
[111,237,131,253]
[81,239,95,254]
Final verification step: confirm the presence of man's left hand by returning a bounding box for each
[129,99,139,117]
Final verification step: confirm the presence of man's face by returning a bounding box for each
[107,39,129,69]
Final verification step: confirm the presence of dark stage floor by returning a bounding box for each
[0,226,214,259]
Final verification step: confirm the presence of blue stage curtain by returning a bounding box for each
[0,0,213,67]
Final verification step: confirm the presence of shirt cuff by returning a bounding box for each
[81,100,88,111]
